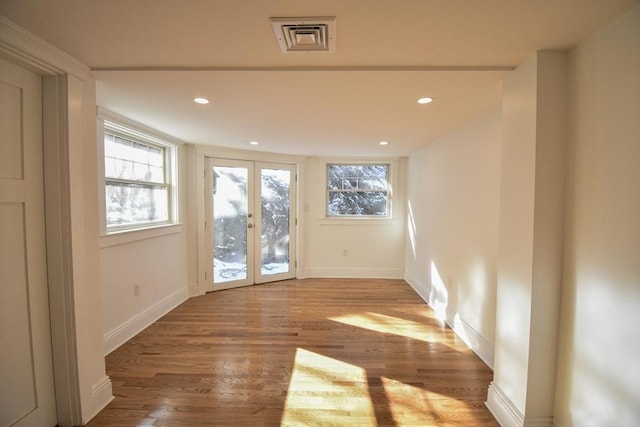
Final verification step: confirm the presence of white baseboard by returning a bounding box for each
[305,267,404,279]
[486,382,525,427]
[451,314,494,369]
[189,282,204,297]
[103,286,189,355]
[405,271,494,369]
[84,375,114,424]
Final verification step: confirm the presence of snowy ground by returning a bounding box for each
[214,259,289,283]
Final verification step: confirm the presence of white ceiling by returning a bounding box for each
[1,0,637,156]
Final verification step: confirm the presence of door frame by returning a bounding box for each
[195,151,302,295]
[202,158,298,292]
[1,16,92,426]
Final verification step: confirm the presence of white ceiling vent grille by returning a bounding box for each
[270,17,336,53]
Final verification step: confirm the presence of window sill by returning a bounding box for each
[318,217,398,226]
[100,223,183,248]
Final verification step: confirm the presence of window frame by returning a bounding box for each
[322,160,395,221]
[100,115,179,235]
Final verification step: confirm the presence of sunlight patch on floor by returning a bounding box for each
[281,348,376,425]
[329,312,440,342]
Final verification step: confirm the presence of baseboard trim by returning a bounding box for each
[484,382,556,427]
[103,286,188,355]
[84,375,114,424]
[486,382,524,427]
[450,314,494,369]
[189,282,204,297]
[306,267,404,279]
[405,271,494,369]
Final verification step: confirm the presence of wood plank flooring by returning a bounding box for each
[88,278,497,426]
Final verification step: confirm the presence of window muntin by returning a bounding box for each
[104,130,170,230]
[327,164,389,216]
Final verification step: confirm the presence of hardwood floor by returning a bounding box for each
[88,278,497,426]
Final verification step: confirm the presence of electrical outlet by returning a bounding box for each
[133,283,140,296]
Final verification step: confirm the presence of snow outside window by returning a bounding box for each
[104,128,172,230]
[327,164,389,216]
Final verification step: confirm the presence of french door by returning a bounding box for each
[204,158,296,291]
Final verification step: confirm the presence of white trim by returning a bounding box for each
[486,383,555,427]
[304,267,404,279]
[188,283,204,297]
[100,223,183,248]
[86,376,114,424]
[318,217,400,226]
[486,382,525,427]
[451,314,494,369]
[404,270,430,302]
[0,15,89,79]
[97,107,186,146]
[523,417,554,427]
[103,287,189,355]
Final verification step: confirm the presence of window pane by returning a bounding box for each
[328,175,342,190]
[105,133,165,183]
[326,164,390,217]
[328,165,343,179]
[345,178,358,189]
[149,166,164,183]
[358,178,372,190]
[328,191,388,216]
[132,142,148,163]
[360,165,387,178]
[149,147,163,167]
[371,178,388,190]
[133,162,150,181]
[343,165,358,177]
[105,182,168,227]
[261,168,290,276]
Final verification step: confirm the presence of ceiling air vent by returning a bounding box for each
[270,16,336,53]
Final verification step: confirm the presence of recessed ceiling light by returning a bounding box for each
[379,141,389,146]
[250,141,259,145]
[417,97,433,104]
[194,97,209,104]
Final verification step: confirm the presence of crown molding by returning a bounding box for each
[0,15,89,79]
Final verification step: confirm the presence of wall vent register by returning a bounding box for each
[270,16,336,53]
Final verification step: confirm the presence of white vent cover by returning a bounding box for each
[270,16,336,53]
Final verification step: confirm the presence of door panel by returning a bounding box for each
[255,163,296,284]
[204,159,296,292]
[0,59,57,426]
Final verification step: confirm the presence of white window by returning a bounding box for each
[327,164,390,216]
[103,122,175,231]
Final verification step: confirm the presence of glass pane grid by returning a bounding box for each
[104,131,170,229]
[104,133,166,184]
[327,164,389,216]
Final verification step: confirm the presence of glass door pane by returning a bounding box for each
[211,163,252,287]
[260,168,290,276]
[255,163,296,284]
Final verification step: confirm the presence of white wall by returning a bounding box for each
[554,6,640,427]
[100,139,189,355]
[404,108,502,367]
[302,156,407,279]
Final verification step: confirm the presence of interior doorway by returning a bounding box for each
[203,158,296,292]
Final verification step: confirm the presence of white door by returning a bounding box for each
[0,59,57,426]
[203,159,296,292]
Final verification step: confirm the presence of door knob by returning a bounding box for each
[248,223,253,228]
